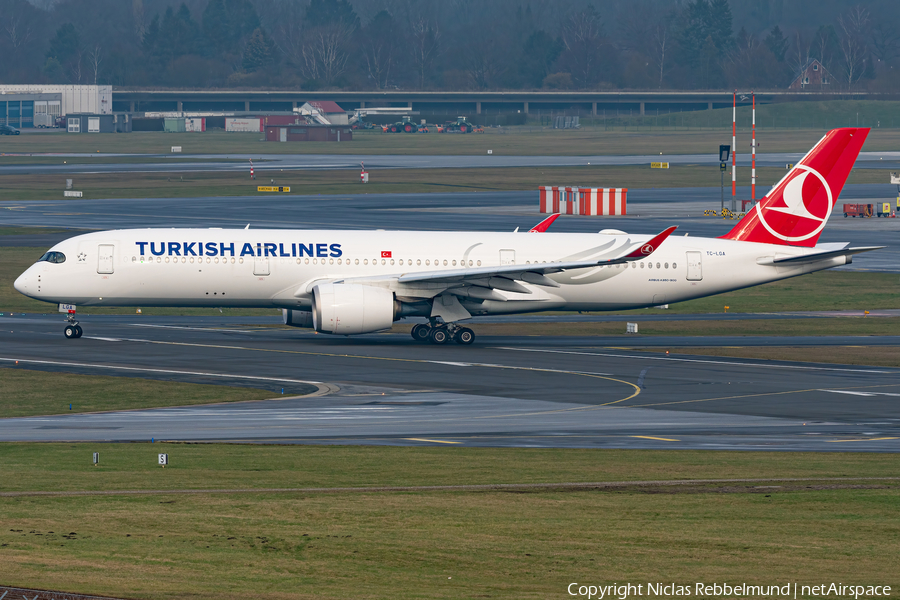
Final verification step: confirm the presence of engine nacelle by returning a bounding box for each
[282,309,313,328]
[312,283,396,335]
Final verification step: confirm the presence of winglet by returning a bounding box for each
[529,213,560,233]
[622,226,678,259]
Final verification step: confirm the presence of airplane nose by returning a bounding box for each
[14,272,29,294]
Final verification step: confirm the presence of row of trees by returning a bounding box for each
[1,0,899,92]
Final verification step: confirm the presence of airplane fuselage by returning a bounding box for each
[15,228,848,315]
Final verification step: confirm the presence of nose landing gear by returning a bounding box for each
[64,313,83,339]
[410,321,475,345]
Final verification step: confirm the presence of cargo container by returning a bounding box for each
[164,118,186,133]
[185,117,206,132]
[876,202,892,217]
[66,113,131,133]
[265,125,351,142]
[842,203,873,218]
[226,117,262,132]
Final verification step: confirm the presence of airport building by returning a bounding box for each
[0,84,112,128]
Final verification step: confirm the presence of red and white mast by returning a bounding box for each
[751,92,756,205]
[732,91,737,210]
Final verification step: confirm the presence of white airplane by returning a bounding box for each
[14,127,879,345]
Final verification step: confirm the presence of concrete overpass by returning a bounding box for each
[113,89,880,116]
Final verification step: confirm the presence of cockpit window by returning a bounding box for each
[38,251,66,264]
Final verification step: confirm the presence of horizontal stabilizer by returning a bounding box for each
[757,245,884,266]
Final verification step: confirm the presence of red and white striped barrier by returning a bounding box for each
[539,187,627,216]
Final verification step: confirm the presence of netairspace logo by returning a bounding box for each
[567,582,892,599]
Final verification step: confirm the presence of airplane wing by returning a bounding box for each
[316,226,678,303]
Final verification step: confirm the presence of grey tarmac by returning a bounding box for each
[1,313,898,452]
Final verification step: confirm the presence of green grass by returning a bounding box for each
[0,156,246,165]
[0,444,898,599]
[3,122,900,156]
[0,226,84,236]
[637,270,900,314]
[0,368,299,418]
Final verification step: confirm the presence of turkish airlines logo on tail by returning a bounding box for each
[640,244,654,255]
[757,165,834,243]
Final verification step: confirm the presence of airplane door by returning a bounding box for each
[98,244,115,274]
[279,127,287,142]
[254,255,270,276]
[500,249,516,265]
[686,251,702,281]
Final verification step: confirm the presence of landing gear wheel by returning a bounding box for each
[411,324,431,342]
[74,325,83,338]
[429,327,449,344]
[454,327,475,345]
[64,325,77,339]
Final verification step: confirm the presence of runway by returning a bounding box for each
[2,151,900,175]
[2,314,898,451]
[4,186,898,271]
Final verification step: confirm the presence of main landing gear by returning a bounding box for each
[64,314,83,339]
[411,321,475,345]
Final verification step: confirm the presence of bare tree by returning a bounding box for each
[792,31,812,79]
[273,18,304,69]
[360,13,399,90]
[4,16,33,59]
[363,37,394,89]
[132,0,146,41]
[89,45,102,84]
[409,17,440,89]
[837,6,870,88]
[869,19,900,63]
[649,23,669,88]
[558,8,605,88]
[299,24,354,85]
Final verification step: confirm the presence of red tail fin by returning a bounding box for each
[721,127,869,247]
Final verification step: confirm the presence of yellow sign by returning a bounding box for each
[650,162,669,169]
[257,186,291,192]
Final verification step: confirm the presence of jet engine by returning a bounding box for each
[282,309,314,328]
[312,283,397,334]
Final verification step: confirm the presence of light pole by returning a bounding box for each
[719,145,730,213]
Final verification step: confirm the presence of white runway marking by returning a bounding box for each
[499,347,898,374]
[820,390,900,397]
[0,356,322,386]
